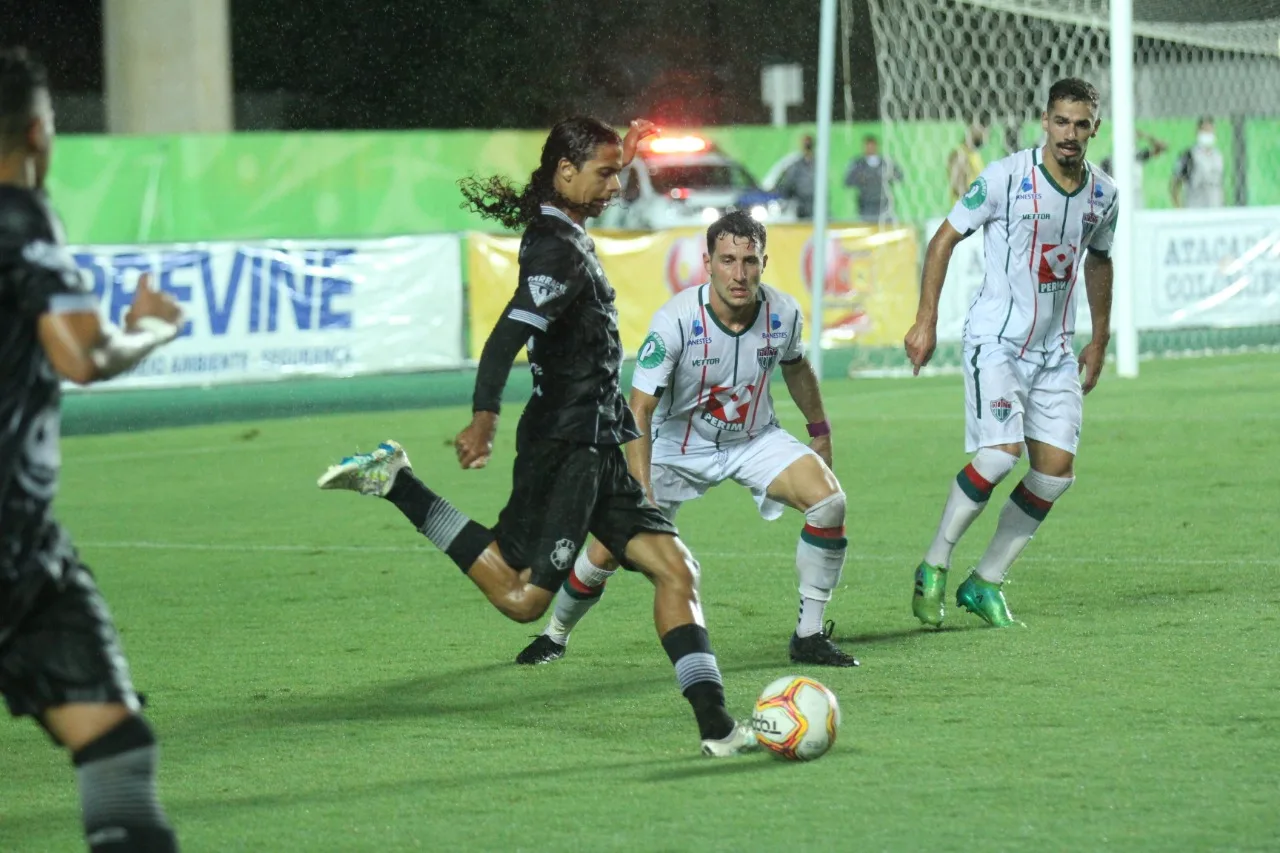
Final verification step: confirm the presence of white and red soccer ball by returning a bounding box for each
[751,675,841,761]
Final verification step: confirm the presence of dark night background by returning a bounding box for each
[0,0,881,131]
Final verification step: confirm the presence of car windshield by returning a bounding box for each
[647,163,760,193]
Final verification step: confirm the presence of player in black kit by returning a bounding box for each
[319,117,755,756]
[0,49,183,851]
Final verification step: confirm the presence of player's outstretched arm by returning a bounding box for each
[780,358,833,468]
[624,388,661,505]
[458,313,533,469]
[904,219,966,375]
[38,274,181,385]
[1078,252,1113,395]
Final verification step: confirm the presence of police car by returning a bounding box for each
[600,135,796,231]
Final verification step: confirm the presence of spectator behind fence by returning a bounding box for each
[947,122,986,203]
[843,135,902,222]
[1170,117,1224,208]
[774,134,816,220]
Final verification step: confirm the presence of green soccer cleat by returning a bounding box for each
[955,571,1023,628]
[912,561,947,627]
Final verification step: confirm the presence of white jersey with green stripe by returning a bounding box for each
[947,147,1119,365]
[631,283,805,450]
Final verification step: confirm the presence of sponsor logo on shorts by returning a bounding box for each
[550,538,576,572]
[989,397,1013,423]
[691,356,721,367]
[1038,280,1071,293]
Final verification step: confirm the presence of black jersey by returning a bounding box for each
[0,186,96,633]
[503,206,639,446]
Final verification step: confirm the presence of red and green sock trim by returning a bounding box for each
[955,463,997,503]
[801,524,848,550]
[563,572,604,601]
[1010,482,1054,521]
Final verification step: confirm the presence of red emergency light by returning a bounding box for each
[645,136,710,154]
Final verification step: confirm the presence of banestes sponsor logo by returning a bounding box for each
[1015,176,1042,200]
[686,317,712,347]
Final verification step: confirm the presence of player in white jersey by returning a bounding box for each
[517,211,858,667]
[903,78,1117,628]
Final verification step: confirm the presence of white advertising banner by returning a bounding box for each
[67,236,465,389]
[1134,207,1280,330]
[930,207,1280,340]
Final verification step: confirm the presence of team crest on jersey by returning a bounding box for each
[637,332,666,369]
[702,384,755,431]
[527,275,567,306]
[989,398,1013,423]
[757,346,779,370]
[961,177,987,210]
[550,538,577,571]
[1082,212,1100,225]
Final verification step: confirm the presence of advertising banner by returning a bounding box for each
[466,223,919,360]
[69,236,465,389]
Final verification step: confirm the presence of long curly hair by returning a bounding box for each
[459,116,621,231]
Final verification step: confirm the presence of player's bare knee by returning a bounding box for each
[805,490,846,528]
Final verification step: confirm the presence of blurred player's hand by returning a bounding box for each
[903,320,937,376]
[455,411,497,469]
[1078,340,1106,395]
[125,273,183,331]
[622,119,660,167]
[809,434,833,469]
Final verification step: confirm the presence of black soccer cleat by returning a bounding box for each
[789,620,860,668]
[515,634,566,665]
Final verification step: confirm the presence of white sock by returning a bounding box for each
[543,550,616,644]
[923,448,1019,568]
[975,469,1074,583]
[797,595,829,637]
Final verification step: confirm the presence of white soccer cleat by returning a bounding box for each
[701,722,760,758]
[317,440,411,497]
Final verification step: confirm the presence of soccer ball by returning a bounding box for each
[751,675,841,761]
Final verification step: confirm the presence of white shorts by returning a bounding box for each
[962,344,1082,454]
[649,425,816,521]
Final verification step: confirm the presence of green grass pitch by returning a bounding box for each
[2,355,1277,851]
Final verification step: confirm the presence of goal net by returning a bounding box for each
[849,0,1280,374]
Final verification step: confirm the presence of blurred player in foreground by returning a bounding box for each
[319,117,756,757]
[0,49,183,852]
[903,78,1117,627]
[516,211,859,669]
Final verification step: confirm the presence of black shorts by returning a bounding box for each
[493,439,678,591]
[0,557,140,725]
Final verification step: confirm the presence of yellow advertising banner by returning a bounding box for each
[466,224,919,361]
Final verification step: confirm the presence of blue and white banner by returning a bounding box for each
[68,235,464,389]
